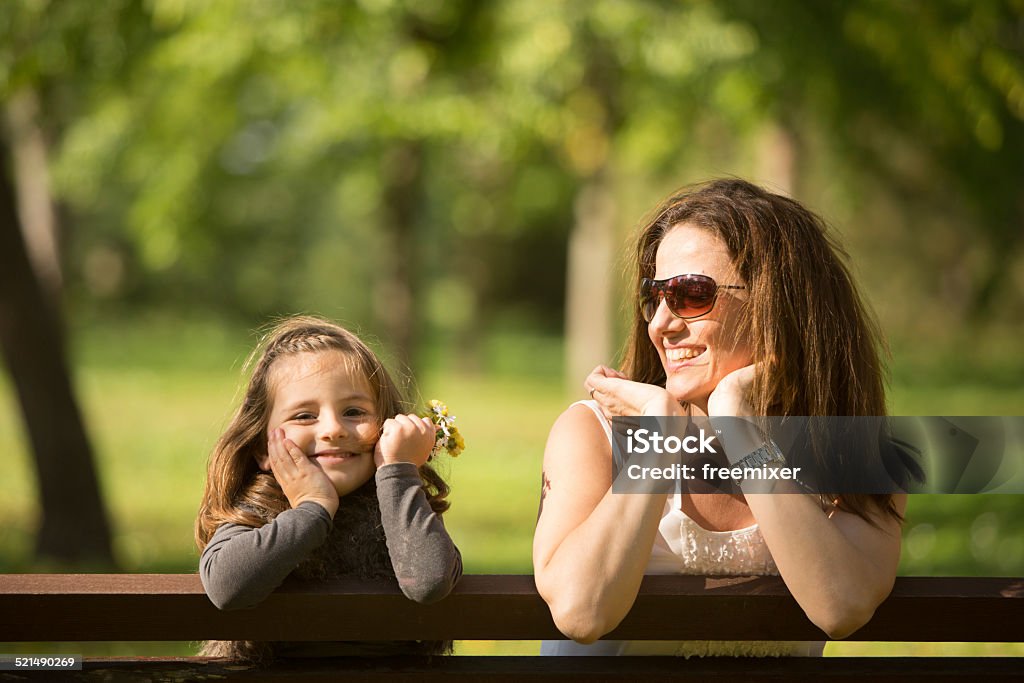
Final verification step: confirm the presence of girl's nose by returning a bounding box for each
[318,413,347,440]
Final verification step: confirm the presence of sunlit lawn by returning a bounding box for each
[1,317,1022,657]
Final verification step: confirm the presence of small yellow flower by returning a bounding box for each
[421,399,465,458]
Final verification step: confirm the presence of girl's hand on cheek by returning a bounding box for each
[266,428,340,517]
[707,363,757,416]
[585,365,681,418]
[374,414,435,468]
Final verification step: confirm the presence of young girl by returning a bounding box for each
[195,316,462,662]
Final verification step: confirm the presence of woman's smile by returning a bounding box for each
[664,344,708,366]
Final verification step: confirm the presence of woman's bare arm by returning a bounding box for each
[710,363,906,639]
[532,404,670,643]
[744,491,905,639]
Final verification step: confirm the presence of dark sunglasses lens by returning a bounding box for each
[640,279,657,321]
[641,275,722,320]
[641,298,657,322]
[671,276,717,317]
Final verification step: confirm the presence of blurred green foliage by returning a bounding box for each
[0,0,1020,358]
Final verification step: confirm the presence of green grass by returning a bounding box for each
[1,315,1023,657]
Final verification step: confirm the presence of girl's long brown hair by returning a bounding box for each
[195,316,450,551]
[621,178,914,524]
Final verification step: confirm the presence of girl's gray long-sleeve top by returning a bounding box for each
[200,462,462,610]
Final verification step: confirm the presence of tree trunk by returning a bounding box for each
[375,141,423,375]
[564,171,616,393]
[563,33,622,395]
[0,134,114,567]
[755,120,797,197]
[5,89,62,301]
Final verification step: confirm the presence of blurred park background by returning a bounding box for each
[1,0,1023,656]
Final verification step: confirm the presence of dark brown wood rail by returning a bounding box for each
[2,574,1022,681]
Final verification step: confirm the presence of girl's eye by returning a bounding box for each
[292,412,316,421]
[343,407,368,417]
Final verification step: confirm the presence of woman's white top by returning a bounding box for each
[540,400,825,657]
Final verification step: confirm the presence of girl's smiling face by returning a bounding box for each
[259,350,379,497]
[648,223,752,414]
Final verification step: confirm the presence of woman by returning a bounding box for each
[533,178,912,656]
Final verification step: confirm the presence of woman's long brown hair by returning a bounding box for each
[195,316,450,551]
[621,178,913,524]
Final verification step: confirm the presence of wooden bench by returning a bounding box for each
[2,574,1022,681]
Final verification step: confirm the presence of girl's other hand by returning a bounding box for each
[266,428,340,517]
[584,365,681,418]
[374,414,435,468]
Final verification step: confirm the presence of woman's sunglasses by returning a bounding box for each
[640,274,746,322]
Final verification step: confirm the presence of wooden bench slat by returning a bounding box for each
[4,574,1020,598]
[2,575,1022,643]
[10,657,1024,682]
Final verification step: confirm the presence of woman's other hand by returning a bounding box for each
[584,365,682,418]
[707,363,757,416]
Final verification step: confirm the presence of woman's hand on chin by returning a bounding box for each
[707,363,757,416]
[585,365,682,418]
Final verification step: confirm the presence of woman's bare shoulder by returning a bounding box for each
[546,402,612,460]
[539,402,615,515]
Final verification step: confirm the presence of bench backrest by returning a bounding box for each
[3,574,1022,643]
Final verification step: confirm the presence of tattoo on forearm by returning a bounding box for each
[537,470,552,517]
